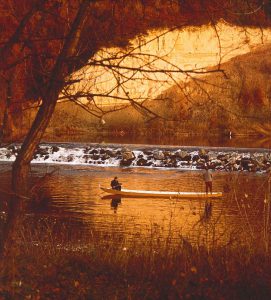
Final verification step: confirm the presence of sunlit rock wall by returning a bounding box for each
[69,21,271,105]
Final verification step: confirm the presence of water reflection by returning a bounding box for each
[102,194,122,213]
[110,196,122,213]
[0,163,269,247]
[42,133,271,149]
[201,201,213,221]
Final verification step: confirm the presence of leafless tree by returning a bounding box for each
[0,0,270,259]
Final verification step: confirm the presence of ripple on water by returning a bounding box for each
[0,165,265,248]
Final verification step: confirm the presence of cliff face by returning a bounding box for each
[50,43,271,139]
[153,44,271,136]
[2,1,271,143]
[68,22,271,105]
[14,43,271,142]
[3,26,271,142]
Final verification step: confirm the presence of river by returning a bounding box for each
[0,145,269,249]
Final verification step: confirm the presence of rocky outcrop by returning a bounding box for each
[120,150,135,166]
[153,151,165,160]
[0,144,270,173]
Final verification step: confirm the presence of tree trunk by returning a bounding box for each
[0,80,15,141]
[0,91,59,259]
[12,95,58,192]
[0,0,91,260]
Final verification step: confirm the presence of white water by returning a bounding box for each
[0,143,270,172]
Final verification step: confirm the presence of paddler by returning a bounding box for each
[111,176,122,190]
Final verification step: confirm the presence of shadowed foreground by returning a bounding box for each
[0,169,270,299]
[1,214,271,300]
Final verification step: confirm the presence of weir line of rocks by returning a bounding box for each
[0,144,270,173]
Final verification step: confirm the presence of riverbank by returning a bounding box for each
[1,219,271,300]
[0,155,270,299]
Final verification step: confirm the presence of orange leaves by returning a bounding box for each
[0,0,271,109]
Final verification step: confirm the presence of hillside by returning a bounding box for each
[151,43,271,136]
[42,44,271,141]
[43,102,100,142]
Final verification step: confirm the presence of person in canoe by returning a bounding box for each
[203,166,213,194]
[111,176,122,190]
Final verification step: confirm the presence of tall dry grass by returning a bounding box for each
[1,173,271,299]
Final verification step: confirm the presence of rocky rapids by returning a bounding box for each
[0,143,270,173]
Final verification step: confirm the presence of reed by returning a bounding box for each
[1,174,271,299]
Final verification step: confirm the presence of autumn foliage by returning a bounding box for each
[0,0,271,111]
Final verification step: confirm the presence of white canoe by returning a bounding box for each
[100,187,223,198]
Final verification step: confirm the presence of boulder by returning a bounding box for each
[196,161,205,169]
[217,154,229,161]
[51,145,59,153]
[143,150,153,156]
[84,147,91,154]
[83,154,91,162]
[153,151,164,160]
[92,154,100,160]
[36,147,49,157]
[7,145,16,151]
[106,149,114,156]
[228,157,237,165]
[164,158,178,168]
[7,145,19,156]
[67,155,74,162]
[176,150,188,159]
[122,151,135,161]
[207,152,217,160]
[120,159,133,166]
[100,148,106,154]
[136,158,149,166]
[192,155,200,162]
[120,150,135,167]
[163,151,171,158]
[241,158,251,170]
[199,149,208,157]
[101,154,110,161]
[90,149,98,154]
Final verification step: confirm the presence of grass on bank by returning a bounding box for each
[1,224,271,300]
[0,174,271,300]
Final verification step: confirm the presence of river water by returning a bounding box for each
[0,146,269,248]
